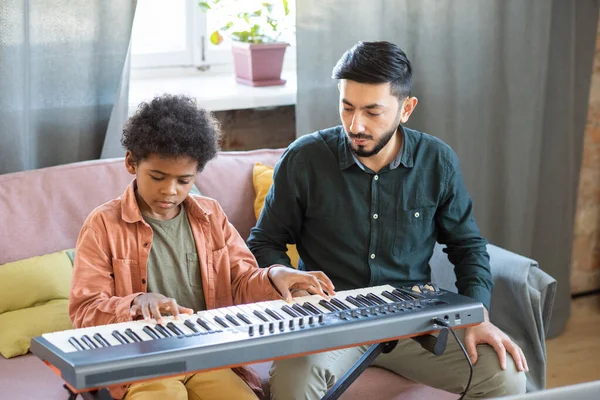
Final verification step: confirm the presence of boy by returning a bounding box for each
[69,94,334,400]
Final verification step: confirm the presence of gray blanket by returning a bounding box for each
[430,243,557,392]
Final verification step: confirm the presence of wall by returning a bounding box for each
[214,105,295,151]
[571,19,600,295]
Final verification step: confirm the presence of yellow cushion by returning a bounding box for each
[252,162,300,268]
[0,249,74,315]
[0,299,72,358]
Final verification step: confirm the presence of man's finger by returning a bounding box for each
[490,339,507,370]
[278,285,293,303]
[464,333,478,364]
[505,342,524,371]
[520,347,529,372]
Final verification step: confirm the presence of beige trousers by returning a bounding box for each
[269,330,526,400]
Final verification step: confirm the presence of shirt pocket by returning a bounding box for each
[392,206,436,256]
[112,258,137,297]
[186,252,202,288]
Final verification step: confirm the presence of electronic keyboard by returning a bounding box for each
[30,284,484,391]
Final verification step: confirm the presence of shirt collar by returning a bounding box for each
[120,179,211,224]
[338,125,414,171]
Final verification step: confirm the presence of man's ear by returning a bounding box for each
[400,97,418,123]
[124,151,137,175]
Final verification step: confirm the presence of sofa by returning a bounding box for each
[0,148,557,399]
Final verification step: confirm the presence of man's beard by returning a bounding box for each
[347,123,400,157]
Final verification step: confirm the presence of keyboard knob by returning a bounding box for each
[308,316,314,325]
[289,319,295,330]
[318,314,324,324]
[269,322,274,333]
[299,317,304,327]
[351,309,359,318]
[248,326,254,336]
[259,324,264,335]
[279,320,285,331]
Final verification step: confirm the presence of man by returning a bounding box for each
[248,41,528,399]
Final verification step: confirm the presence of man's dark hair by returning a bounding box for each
[332,41,412,100]
[121,94,220,171]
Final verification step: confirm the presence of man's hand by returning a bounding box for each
[465,309,529,372]
[268,266,336,302]
[130,293,193,325]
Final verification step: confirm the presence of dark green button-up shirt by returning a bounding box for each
[248,125,493,309]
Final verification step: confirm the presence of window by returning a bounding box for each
[131,0,296,70]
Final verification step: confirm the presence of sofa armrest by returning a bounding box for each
[429,243,557,392]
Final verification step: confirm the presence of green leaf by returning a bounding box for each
[262,3,273,13]
[251,9,262,17]
[223,21,234,30]
[198,2,211,11]
[282,0,289,15]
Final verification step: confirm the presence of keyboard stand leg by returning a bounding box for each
[63,384,78,400]
[321,341,398,400]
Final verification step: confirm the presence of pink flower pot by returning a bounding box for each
[231,42,289,87]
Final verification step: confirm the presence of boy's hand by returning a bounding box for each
[130,293,193,325]
[268,266,336,302]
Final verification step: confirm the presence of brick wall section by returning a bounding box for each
[571,21,600,294]
[213,105,296,151]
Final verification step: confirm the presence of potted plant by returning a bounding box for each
[199,0,292,87]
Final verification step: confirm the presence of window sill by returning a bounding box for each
[128,67,297,113]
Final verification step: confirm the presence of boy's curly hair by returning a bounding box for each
[121,94,220,171]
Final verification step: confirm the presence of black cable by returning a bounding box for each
[433,318,473,400]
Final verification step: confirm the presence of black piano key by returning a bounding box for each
[347,296,370,307]
[302,302,323,315]
[291,304,311,316]
[112,330,130,344]
[225,314,241,326]
[381,290,403,302]
[366,293,387,305]
[81,335,99,349]
[252,310,269,322]
[196,318,214,331]
[356,294,377,306]
[318,300,339,312]
[345,296,363,308]
[155,324,173,338]
[125,328,143,342]
[68,337,85,351]
[265,308,284,321]
[143,326,161,340]
[393,288,419,300]
[93,333,111,347]
[213,315,230,328]
[236,312,253,325]
[166,322,185,336]
[281,305,301,318]
[184,319,200,333]
[330,298,351,310]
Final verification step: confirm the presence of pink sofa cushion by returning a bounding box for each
[195,148,285,240]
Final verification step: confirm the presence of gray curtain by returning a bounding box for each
[0,0,136,174]
[296,0,597,337]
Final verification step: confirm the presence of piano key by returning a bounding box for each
[218,306,253,326]
[195,316,215,332]
[235,312,253,325]
[213,315,230,328]
[281,305,301,318]
[93,333,111,347]
[291,304,311,316]
[68,337,85,351]
[381,290,402,302]
[234,305,269,324]
[330,298,351,310]
[301,302,324,315]
[356,294,377,306]
[166,322,185,336]
[318,300,338,312]
[142,326,161,340]
[224,314,241,326]
[80,335,99,349]
[155,324,173,338]
[112,330,129,344]
[264,308,284,321]
[345,296,364,308]
[183,319,201,334]
[365,293,386,305]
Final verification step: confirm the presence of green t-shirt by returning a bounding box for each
[143,205,206,311]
